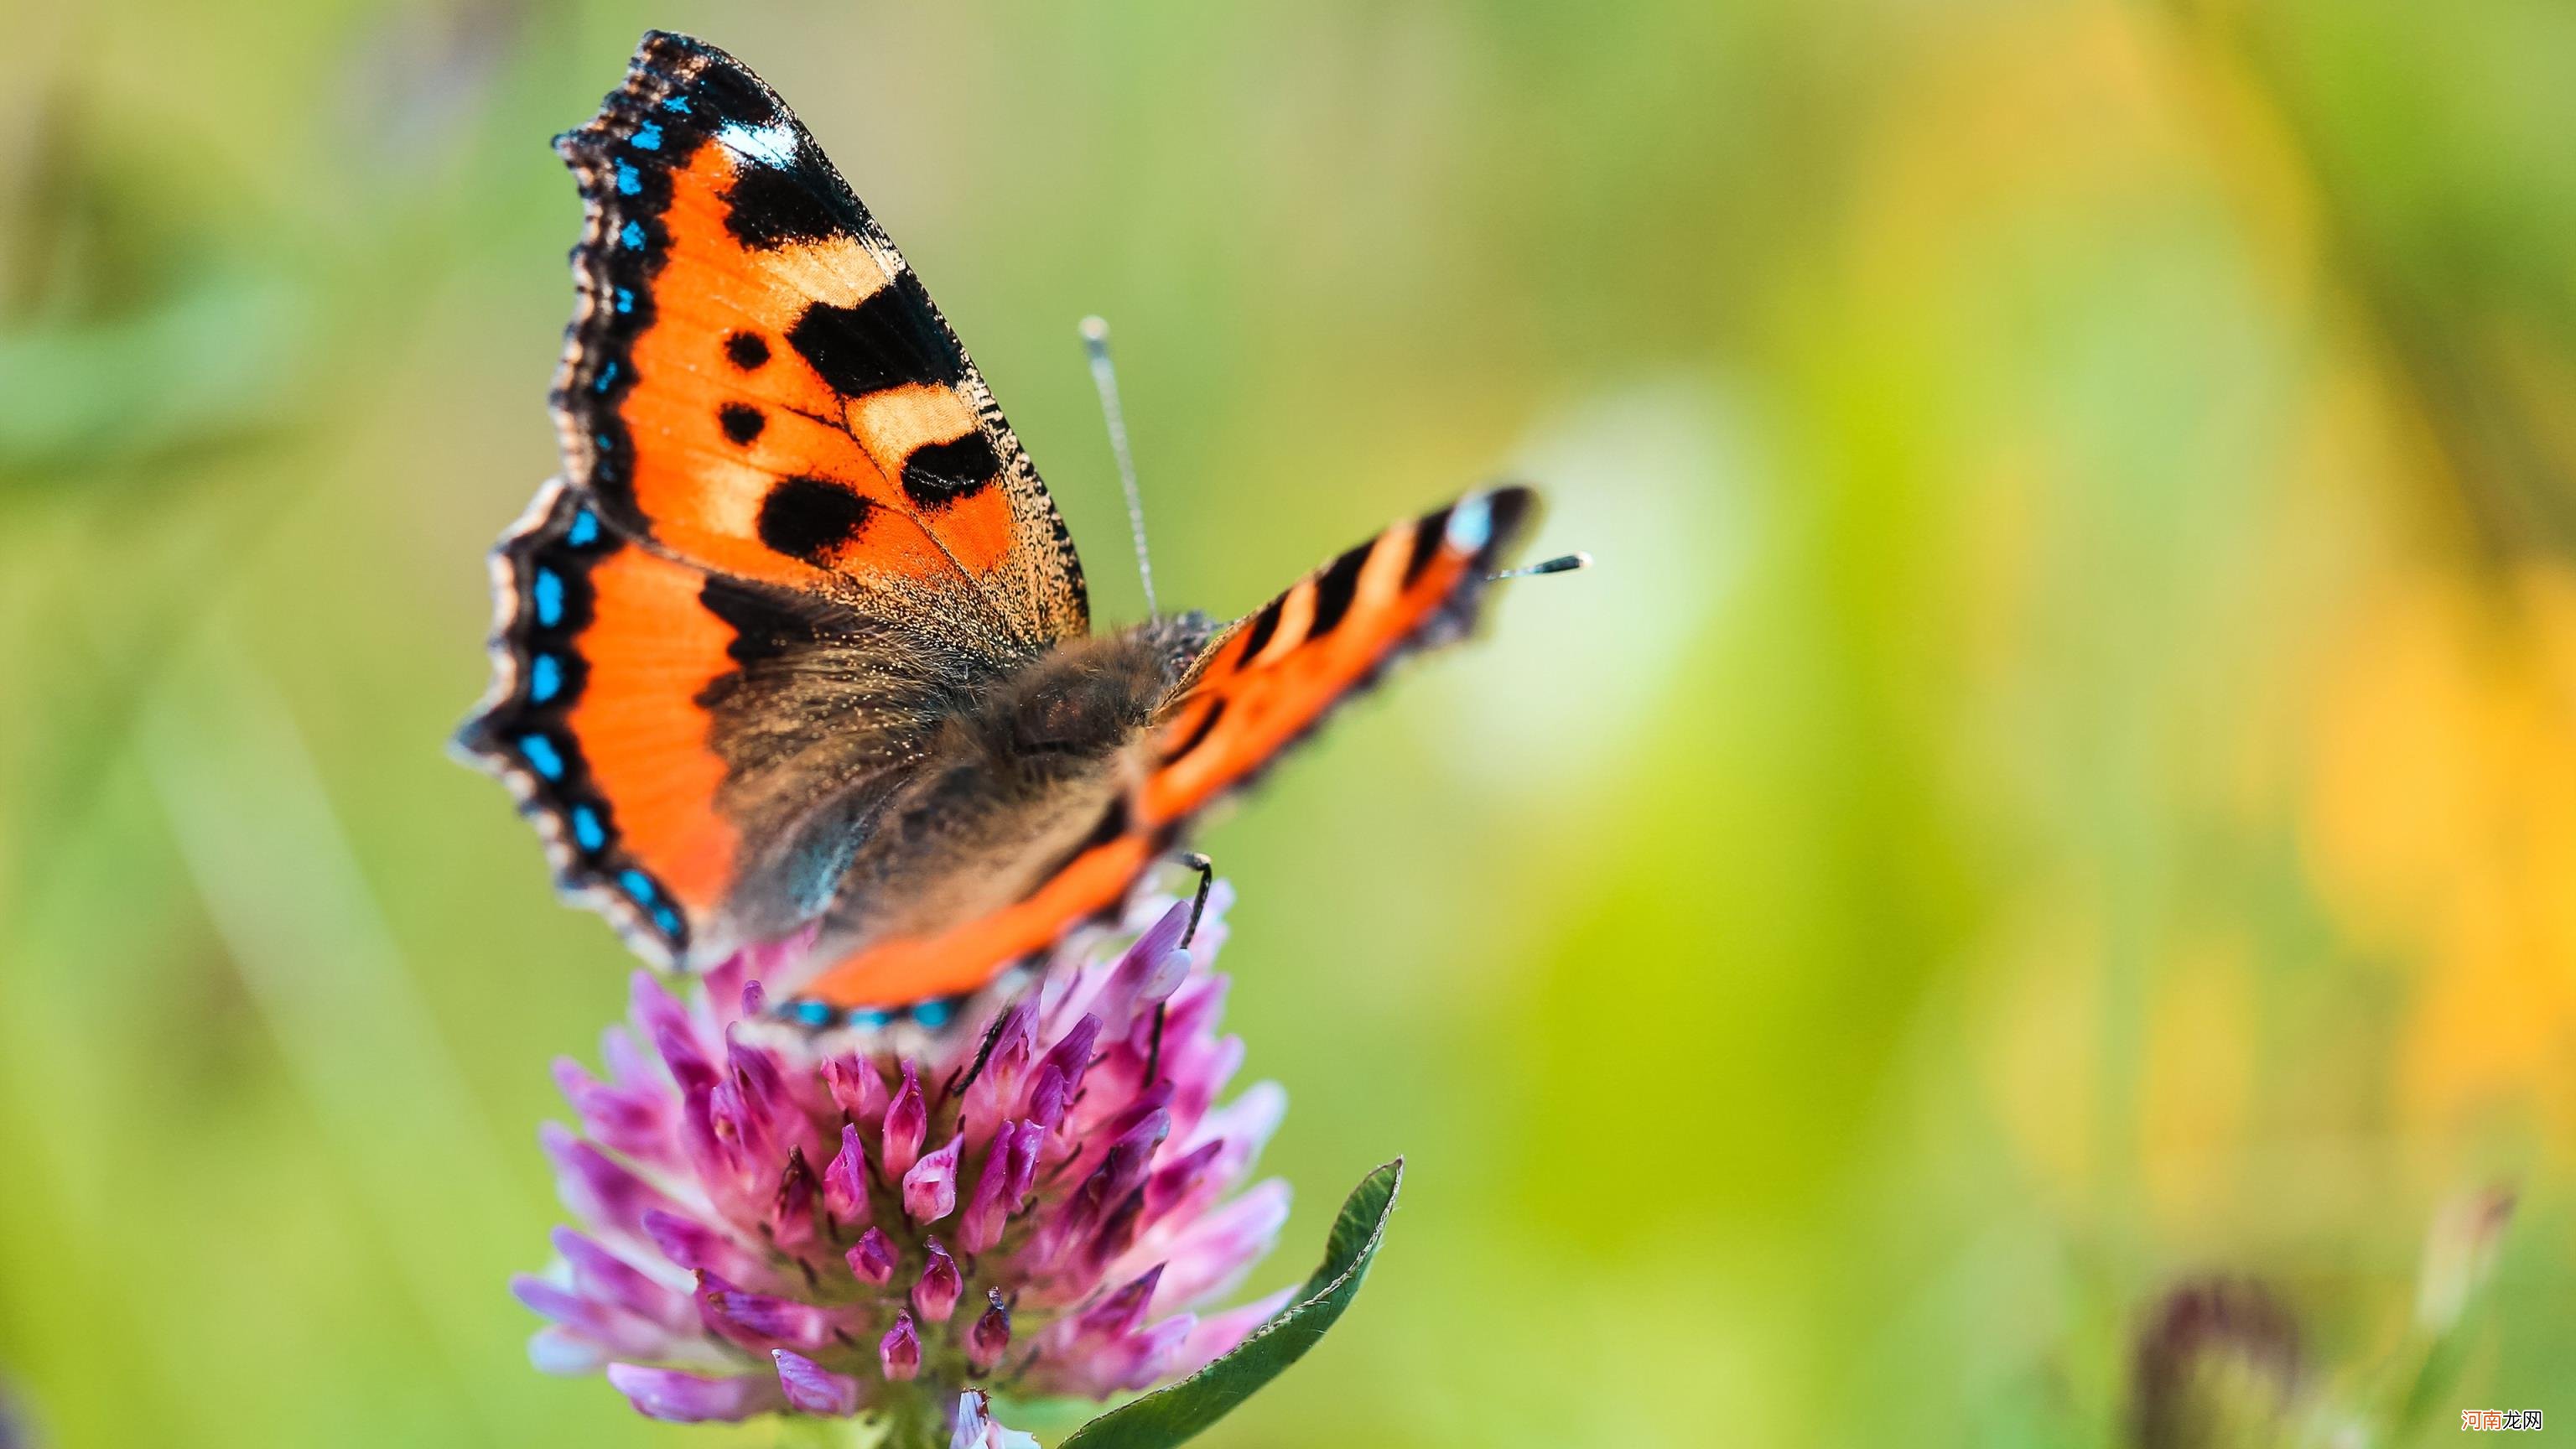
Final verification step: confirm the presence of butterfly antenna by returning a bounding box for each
[1080,315,1159,616]
[1489,551,1592,581]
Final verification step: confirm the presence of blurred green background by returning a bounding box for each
[6,1,2576,1444]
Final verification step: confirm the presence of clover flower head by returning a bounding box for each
[516,884,1292,1441]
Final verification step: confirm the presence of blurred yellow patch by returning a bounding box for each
[2306,564,2576,1147]
[2141,932,2256,1222]
[1982,902,2103,1208]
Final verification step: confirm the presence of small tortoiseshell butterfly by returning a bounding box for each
[459,32,1550,1028]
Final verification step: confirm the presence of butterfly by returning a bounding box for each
[458,31,1555,1029]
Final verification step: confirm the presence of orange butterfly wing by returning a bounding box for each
[464,34,1093,965]
[455,480,748,965]
[781,488,1537,1015]
[556,31,1086,647]
[1141,488,1536,825]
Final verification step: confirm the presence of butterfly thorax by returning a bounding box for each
[808,615,1213,953]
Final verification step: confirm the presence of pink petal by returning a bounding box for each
[960,1000,1039,1135]
[959,1124,1017,1253]
[552,1227,690,1326]
[510,1275,678,1359]
[912,1239,963,1322]
[552,1056,670,1162]
[1024,1017,1099,1129]
[823,1122,870,1225]
[538,1124,688,1250]
[1126,1178,1291,1311]
[639,1208,774,1290]
[700,1281,837,1352]
[847,1227,896,1286]
[527,1325,606,1376]
[880,1311,922,1381]
[605,1363,787,1423]
[1168,1285,1295,1376]
[629,971,714,1094]
[823,1054,890,1123]
[771,1348,863,1416]
[882,1062,927,1176]
[904,1133,963,1223]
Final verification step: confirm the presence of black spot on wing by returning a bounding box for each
[725,331,770,370]
[1233,595,1285,667]
[1306,542,1373,639]
[757,476,874,564]
[723,153,861,250]
[784,273,965,399]
[719,403,766,444]
[901,433,1000,509]
[1404,506,1452,588]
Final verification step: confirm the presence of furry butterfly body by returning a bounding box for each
[458,32,1538,1023]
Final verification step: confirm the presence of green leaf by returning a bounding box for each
[1058,1157,1405,1449]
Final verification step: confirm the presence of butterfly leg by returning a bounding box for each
[1178,851,1215,948]
[948,1010,1015,1103]
[1148,852,1218,1085]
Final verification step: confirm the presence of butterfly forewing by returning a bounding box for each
[554,30,1087,645]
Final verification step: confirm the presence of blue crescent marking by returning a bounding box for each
[631,122,662,152]
[527,653,562,703]
[620,870,658,903]
[518,734,565,779]
[1445,493,1494,552]
[790,1000,835,1027]
[911,999,954,1031]
[845,1008,891,1031]
[566,509,600,547]
[620,221,646,251]
[613,288,633,314]
[532,569,564,627]
[571,806,606,851]
[661,95,692,115]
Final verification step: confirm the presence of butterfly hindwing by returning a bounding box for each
[456,479,737,966]
[777,487,1537,1014]
[1141,486,1536,826]
[460,477,981,969]
[556,30,1087,647]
